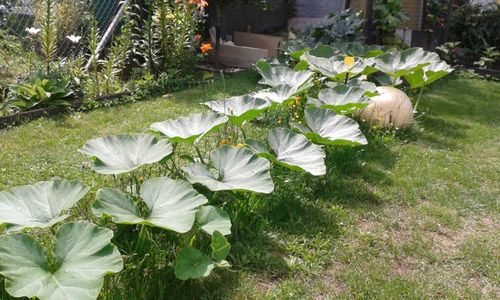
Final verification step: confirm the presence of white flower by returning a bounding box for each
[25,27,41,36]
[66,35,82,43]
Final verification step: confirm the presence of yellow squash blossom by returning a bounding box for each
[344,56,355,67]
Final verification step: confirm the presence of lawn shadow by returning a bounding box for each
[400,77,499,150]
[420,77,500,126]
[412,115,470,149]
[252,134,398,238]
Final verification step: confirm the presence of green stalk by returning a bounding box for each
[240,126,247,141]
[194,144,206,164]
[135,224,150,254]
[413,86,425,113]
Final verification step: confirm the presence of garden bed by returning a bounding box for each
[0,92,130,128]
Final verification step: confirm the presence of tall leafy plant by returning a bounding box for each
[373,0,409,44]
[38,0,58,74]
[88,19,100,92]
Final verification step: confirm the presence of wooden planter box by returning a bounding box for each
[233,31,283,58]
[210,31,283,69]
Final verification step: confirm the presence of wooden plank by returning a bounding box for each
[287,18,323,30]
[210,44,269,68]
[233,31,283,58]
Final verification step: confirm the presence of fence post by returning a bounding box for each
[84,0,130,70]
[443,0,453,42]
[364,0,375,44]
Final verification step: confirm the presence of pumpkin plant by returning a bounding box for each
[0,180,123,300]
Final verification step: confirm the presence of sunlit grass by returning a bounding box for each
[0,72,499,299]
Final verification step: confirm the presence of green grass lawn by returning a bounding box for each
[0,71,499,299]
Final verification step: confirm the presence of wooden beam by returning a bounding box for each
[364,0,375,44]
[345,0,351,9]
[421,0,428,30]
[85,0,130,70]
[443,0,454,41]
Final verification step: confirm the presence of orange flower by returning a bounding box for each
[200,43,213,54]
[191,0,208,8]
[176,0,208,9]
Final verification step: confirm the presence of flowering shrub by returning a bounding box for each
[133,0,207,74]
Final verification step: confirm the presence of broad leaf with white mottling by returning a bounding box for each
[255,60,314,88]
[0,180,89,233]
[267,128,326,176]
[404,61,453,89]
[183,146,274,194]
[80,134,173,175]
[326,79,379,97]
[93,177,208,233]
[0,222,123,300]
[302,51,375,81]
[248,129,326,176]
[150,112,228,144]
[373,47,441,80]
[308,85,371,114]
[196,206,231,236]
[294,107,367,146]
[204,95,271,125]
[252,84,308,105]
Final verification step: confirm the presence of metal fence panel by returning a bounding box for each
[0,0,120,57]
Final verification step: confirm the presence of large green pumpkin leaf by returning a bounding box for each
[248,129,326,176]
[294,107,367,146]
[373,47,441,79]
[326,79,379,97]
[93,177,208,233]
[183,146,274,194]
[308,85,371,114]
[255,60,314,88]
[403,61,453,89]
[267,128,326,176]
[211,231,231,262]
[278,39,312,60]
[195,206,231,236]
[175,247,215,280]
[0,180,89,233]
[150,112,228,144]
[204,95,271,125]
[327,42,388,58]
[302,51,374,81]
[0,222,123,300]
[253,84,309,105]
[80,134,173,175]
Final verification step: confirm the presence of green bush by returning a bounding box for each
[5,77,74,111]
[449,3,500,62]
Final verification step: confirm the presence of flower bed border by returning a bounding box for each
[0,92,130,129]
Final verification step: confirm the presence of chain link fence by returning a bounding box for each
[0,0,121,57]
